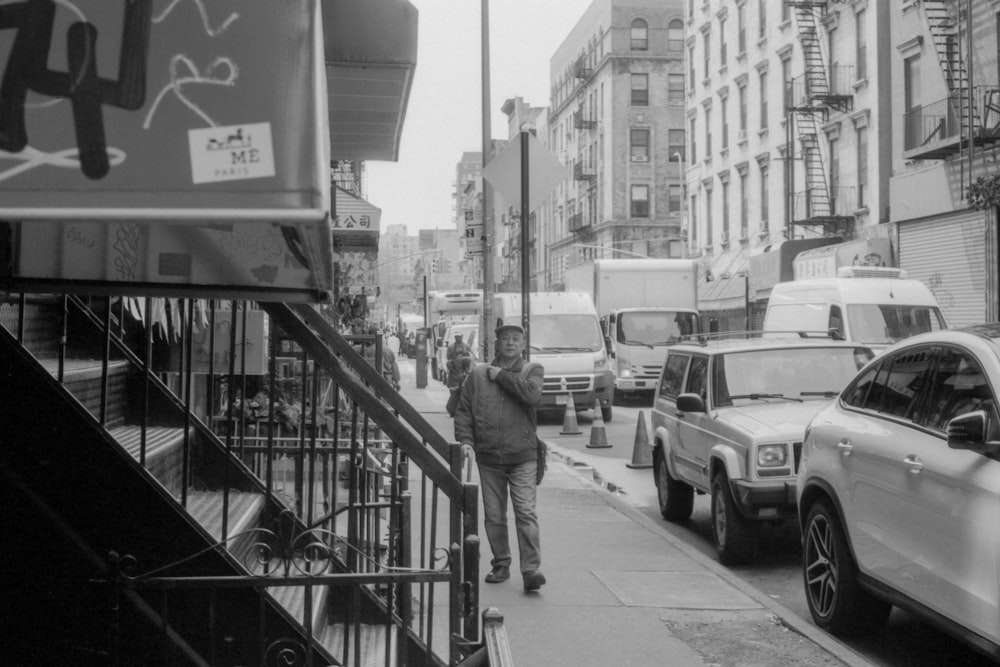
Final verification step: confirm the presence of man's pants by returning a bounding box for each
[477,460,541,574]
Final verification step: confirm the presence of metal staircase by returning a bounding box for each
[909,0,1000,158]
[786,1,854,238]
[1,293,503,667]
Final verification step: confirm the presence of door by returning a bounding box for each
[675,354,712,488]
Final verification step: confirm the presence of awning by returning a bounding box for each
[333,187,382,250]
[323,0,418,162]
[748,237,843,298]
[698,250,750,311]
[793,238,892,279]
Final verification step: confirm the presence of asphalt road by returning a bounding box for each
[534,396,997,667]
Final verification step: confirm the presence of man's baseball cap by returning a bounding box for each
[495,323,525,336]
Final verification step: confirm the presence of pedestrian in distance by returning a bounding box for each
[454,323,547,592]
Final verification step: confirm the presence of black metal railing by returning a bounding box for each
[1,293,500,666]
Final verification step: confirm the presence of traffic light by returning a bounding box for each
[440,257,451,273]
[431,257,440,272]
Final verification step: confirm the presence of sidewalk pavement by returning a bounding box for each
[398,360,873,666]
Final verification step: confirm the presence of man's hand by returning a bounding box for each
[461,443,475,461]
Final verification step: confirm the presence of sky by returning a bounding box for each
[365,0,594,236]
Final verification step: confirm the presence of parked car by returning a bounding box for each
[650,332,874,565]
[796,324,1000,660]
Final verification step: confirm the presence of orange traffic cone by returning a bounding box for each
[559,393,582,435]
[586,400,611,449]
[626,410,653,469]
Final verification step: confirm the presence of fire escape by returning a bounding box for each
[905,0,1000,160]
[786,1,854,238]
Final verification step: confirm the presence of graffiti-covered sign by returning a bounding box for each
[0,0,330,222]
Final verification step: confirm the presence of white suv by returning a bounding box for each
[797,324,1000,661]
[650,333,874,565]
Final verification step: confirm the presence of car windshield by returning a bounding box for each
[531,314,603,351]
[618,311,698,345]
[764,303,829,333]
[846,304,945,345]
[714,347,873,406]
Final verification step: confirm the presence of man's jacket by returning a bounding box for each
[454,358,544,466]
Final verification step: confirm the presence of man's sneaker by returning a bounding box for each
[484,566,509,583]
[522,570,546,592]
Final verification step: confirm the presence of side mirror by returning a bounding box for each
[676,393,706,413]
[604,336,614,357]
[947,410,987,448]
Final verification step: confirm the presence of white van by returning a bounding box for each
[493,291,615,421]
[762,267,948,349]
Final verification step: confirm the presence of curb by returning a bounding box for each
[543,444,875,667]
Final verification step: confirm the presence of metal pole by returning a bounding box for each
[520,130,531,360]
[481,0,495,360]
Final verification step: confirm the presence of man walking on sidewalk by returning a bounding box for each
[455,323,547,592]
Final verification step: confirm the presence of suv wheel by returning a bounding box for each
[803,500,891,636]
[711,471,758,565]
[655,454,694,521]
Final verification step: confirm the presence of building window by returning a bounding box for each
[722,180,731,240]
[721,96,729,150]
[669,73,686,105]
[705,107,713,156]
[690,193,698,248]
[689,45,696,93]
[829,136,839,214]
[904,55,922,149]
[631,73,649,105]
[737,3,747,53]
[669,129,686,161]
[857,126,868,208]
[631,184,650,217]
[669,184,682,214]
[630,128,651,162]
[690,116,697,162]
[781,3,790,23]
[668,19,684,51]
[703,31,711,79]
[781,56,792,111]
[760,163,769,226]
[719,16,728,65]
[705,186,714,245]
[758,71,768,130]
[631,18,648,51]
[739,170,748,237]
[738,83,747,130]
[758,0,767,38]
[855,9,867,80]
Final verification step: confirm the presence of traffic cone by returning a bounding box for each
[626,410,653,469]
[586,400,611,449]
[559,393,582,435]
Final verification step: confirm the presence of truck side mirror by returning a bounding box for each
[604,335,614,357]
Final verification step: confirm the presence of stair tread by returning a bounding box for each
[107,425,185,460]
[38,357,132,379]
[186,490,267,543]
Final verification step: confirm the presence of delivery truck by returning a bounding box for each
[493,291,615,422]
[427,290,482,381]
[565,259,700,402]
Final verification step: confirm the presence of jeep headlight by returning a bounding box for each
[619,367,634,379]
[757,444,788,468]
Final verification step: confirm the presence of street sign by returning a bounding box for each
[464,203,484,256]
[482,132,569,212]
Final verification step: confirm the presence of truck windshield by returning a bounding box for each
[618,311,699,345]
[847,304,945,344]
[764,303,828,332]
[531,314,603,351]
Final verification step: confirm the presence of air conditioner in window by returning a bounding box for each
[634,155,649,162]
[737,129,747,142]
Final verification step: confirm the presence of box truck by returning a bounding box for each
[564,259,700,402]
[493,291,615,422]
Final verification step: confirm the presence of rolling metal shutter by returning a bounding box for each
[898,210,986,328]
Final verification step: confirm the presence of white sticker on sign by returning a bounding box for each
[188,123,276,184]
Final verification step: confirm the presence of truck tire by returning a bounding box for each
[711,471,758,565]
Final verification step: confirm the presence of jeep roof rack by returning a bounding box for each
[673,330,842,346]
